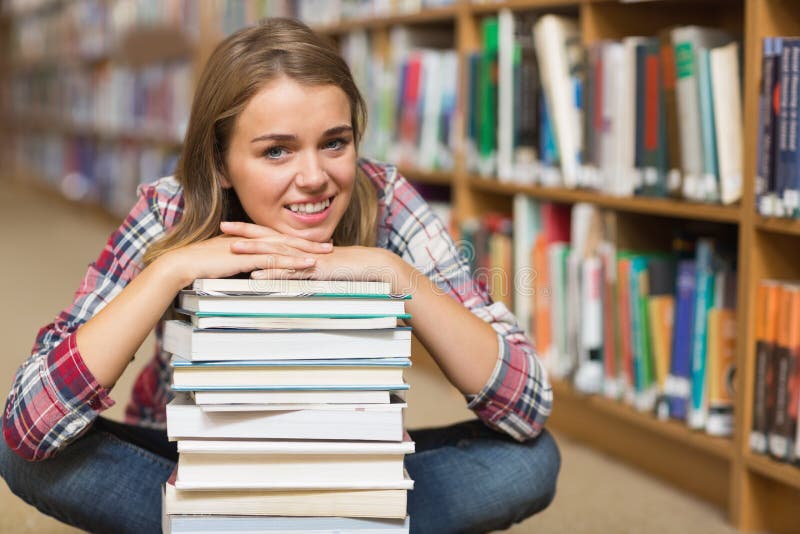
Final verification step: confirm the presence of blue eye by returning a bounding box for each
[324,138,348,151]
[265,146,287,159]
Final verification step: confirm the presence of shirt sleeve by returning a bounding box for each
[381,165,552,441]
[2,183,169,461]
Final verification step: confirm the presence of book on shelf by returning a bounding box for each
[163,513,411,534]
[163,320,412,361]
[174,435,415,490]
[750,280,781,453]
[166,393,406,441]
[170,356,410,389]
[178,291,409,316]
[506,198,738,433]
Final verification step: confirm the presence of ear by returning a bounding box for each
[219,171,233,189]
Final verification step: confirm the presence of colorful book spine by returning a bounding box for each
[689,239,716,430]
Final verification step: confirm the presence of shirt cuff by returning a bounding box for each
[466,333,550,441]
[45,331,116,414]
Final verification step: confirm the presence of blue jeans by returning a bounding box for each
[0,417,560,534]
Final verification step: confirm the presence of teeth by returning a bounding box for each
[288,197,331,214]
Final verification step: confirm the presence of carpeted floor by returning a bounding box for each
[0,179,743,533]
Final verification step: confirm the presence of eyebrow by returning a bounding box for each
[250,125,353,144]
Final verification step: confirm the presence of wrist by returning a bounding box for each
[382,250,414,294]
[150,251,194,293]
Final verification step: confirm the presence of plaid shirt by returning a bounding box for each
[3,159,552,461]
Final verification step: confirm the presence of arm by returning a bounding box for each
[3,183,328,461]
[377,166,552,440]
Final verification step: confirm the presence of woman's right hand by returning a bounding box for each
[158,222,333,289]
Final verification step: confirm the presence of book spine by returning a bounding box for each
[697,48,720,202]
[759,39,781,215]
[751,281,777,453]
[775,41,792,217]
[706,308,736,437]
[786,42,800,217]
[673,33,704,200]
[689,240,716,429]
[660,29,683,197]
[666,260,696,420]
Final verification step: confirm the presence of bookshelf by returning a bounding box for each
[4,1,800,532]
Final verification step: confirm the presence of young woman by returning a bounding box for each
[0,18,558,534]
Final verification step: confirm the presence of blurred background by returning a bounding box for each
[0,0,784,532]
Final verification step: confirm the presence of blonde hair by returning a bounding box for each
[144,18,377,266]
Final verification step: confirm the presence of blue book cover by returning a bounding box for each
[667,259,696,420]
[775,39,792,217]
[757,38,781,215]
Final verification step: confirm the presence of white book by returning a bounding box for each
[497,8,515,182]
[417,50,443,169]
[164,482,409,518]
[178,292,408,316]
[170,356,410,389]
[533,15,582,188]
[671,26,732,200]
[512,194,541,335]
[710,42,743,205]
[182,313,403,330]
[163,321,412,361]
[166,393,406,441]
[192,278,391,296]
[191,389,393,405]
[164,514,410,534]
[176,450,413,490]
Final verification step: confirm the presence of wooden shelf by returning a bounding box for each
[551,379,733,460]
[313,4,458,34]
[469,177,742,224]
[754,216,800,236]
[746,453,800,491]
[9,115,184,150]
[470,0,586,13]
[398,167,453,186]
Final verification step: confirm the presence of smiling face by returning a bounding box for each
[222,76,357,243]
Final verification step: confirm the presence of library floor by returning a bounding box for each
[0,179,744,534]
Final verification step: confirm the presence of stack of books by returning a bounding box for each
[161,278,414,534]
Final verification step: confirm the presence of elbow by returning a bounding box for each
[2,397,52,463]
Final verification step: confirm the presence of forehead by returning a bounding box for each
[236,77,351,134]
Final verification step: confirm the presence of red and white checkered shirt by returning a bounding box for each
[3,159,552,460]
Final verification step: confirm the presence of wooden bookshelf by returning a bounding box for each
[6,1,800,532]
[469,177,743,223]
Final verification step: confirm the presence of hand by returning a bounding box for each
[250,245,412,293]
[160,221,332,287]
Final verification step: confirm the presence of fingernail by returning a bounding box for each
[251,270,266,279]
[220,221,232,229]
[321,243,333,250]
[304,257,316,265]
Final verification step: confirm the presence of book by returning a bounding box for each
[163,321,412,361]
[665,259,696,420]
[166,393,406,441]
[179,310,407,330]
[175,437,415,490]
[689,239,716,430]
[705,308,737,437]
[163,514,410,534]
[191,389,394,405]
[192,278,392,295]
[671,26,732,200]
[710,42,743,205]
[170,357,410,389]
[751,280,781,453]
[178,292,409,316]
[164,480,409,518]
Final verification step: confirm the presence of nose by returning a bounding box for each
[294,152,328,192]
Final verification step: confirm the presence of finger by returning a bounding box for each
[251,268,315,280]
[220,221,277,238]
[248,254,317,272]
[231,237,332,255]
